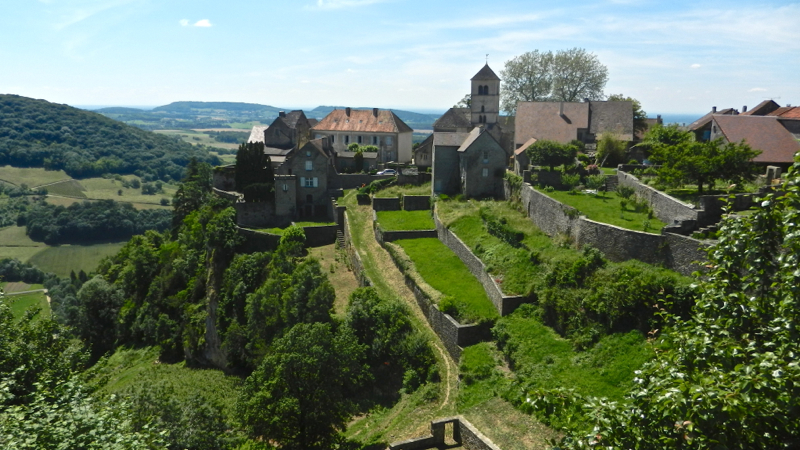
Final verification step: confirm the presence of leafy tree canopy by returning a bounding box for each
[526,139,578,171]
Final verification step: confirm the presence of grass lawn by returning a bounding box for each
[0,165,70,187]
[5,291,50,319]
[496,312,652,401]
[374,182,432,198]
[376,210,435,230]
[437,200,579,296]
[27,242,127,277]
[395,237,498,323]
[541,189,667,233]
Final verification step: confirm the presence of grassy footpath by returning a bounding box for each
[341,190,554,448]
[395,238,498,323]
[376,210,435,231]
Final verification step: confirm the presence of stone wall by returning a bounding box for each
[376,228,438,243]
[434,213,528,316]
[212,188,241,202]
[372,196,401,211]
[236,227,281,252]
[520,183,708,276]
[302,225,338,247]
[616,171,700,225]
[403,195,431,211]
[389,416,501,450]
[697,193,756,225]
[383,241,491,361]
[235,202,292,228]
[212,166,236,191]
[330,174,394,190]
[398,171,431,186]
[343,213,371,287]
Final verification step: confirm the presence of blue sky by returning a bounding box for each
[1,0,798,115]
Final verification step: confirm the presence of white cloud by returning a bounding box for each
[309,0,387,10]
[749,87,767,92]
[179,19,189,26]
[690,64,701,69]
[193,19,212,27]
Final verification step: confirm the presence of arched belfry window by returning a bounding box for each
[481,105,485,113]
[483,85,489,95]
[478,85,484,95]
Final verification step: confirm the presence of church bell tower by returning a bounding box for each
[470,64,501,128]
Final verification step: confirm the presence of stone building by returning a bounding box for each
[312,107,413,164]
[248,110,313,169]
[274,137,337,218]
[413,134,433,169]
[431,64,511,197]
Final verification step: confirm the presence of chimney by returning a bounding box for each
[345,107,351,116]
[373,107,378,117]
[279,111,286,117]
[712,106,717,113]
[742,105,748,113]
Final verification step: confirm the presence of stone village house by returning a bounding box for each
[312,107,414,164]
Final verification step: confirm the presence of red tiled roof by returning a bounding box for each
[740,100,780,116]
[312,108,413,133]
[713,115,800,164]
[767,106,800,119]
[688,108,736,131]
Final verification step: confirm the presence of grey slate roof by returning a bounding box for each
[688,108,736,131]
[590,101,634,141]
[279,110,308,129]
[434,131,471,147]
[433,108,472,130]
[471,64,500,81]
[264,146,293,156]
[457,127,484,152]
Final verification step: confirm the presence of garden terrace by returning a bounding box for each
[394,237,499,324]
[376,210,435,231]
[537,189,666,234]
[373,181,431,198]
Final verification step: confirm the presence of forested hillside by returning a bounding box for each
[0,95,219,180]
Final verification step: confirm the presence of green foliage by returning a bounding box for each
[526,139,577,172]
[615,185,635,199]
[236,322,369,449]
[235,141,274,200]
[500,50,554,113]
[552,162,800,449]
[0,94,217,181]
[358,177,396,195]
[595,131,626,167]
[504,171,523,203]
[560,172,581,192]
[584,174,605,195]
[480,207,524,248]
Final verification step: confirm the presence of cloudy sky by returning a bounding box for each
[1,0,798,115]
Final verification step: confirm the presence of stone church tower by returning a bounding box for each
[470,64,500,127]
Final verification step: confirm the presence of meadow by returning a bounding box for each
[4,290,50,319]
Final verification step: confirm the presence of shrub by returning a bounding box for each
[561,173,581,192]
[615,185,635,199]
[480,208,524,248]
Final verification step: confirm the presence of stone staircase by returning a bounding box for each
[336,230,345,248]
[604,174,619,192]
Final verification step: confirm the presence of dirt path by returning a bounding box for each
[348,203,457,412]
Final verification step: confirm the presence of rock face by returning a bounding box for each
[203,248,228,369]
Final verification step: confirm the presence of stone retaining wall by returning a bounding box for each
[403,195,431,211]
[343,213,371,287]
[434,213,528,316]
[389,416,501,450]
[212,187,240,202]
[372,196,401,211]
[331,174,394,190]
[376,228,438,243]
[302,225,338,247]
[616,171,701,225]
[520,183,708,276]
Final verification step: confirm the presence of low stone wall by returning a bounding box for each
[398,171,431,186]
[235,202,292,229]
[403,195,431,211]
[343,213,371,287]
[616,171,700,225]
[331,174,394,190]
[236,227,281,252]
[697,193,757,225]
[212,187,241,202]
[434,213,528,316]
[383,241,491,361]
[389,416,501,450]
[372,196,401,211]
[520,183,708,276]
[377,228,438,243]
[302,225,337,247]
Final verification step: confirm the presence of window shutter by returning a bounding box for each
[301,177,306,186]
[313,177,319,187]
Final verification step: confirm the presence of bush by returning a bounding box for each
[561,173,581,192]
[480,208,524,248]
[615,185,635,199]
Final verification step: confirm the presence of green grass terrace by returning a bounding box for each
[539,189,667,234]
[394,237,498,324]
[376,210,435,231]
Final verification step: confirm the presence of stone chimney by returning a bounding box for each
[346,107,351,116]
[742,105,748,113]
[373,108,378,117]
[712,106,717,113]
[279,111,286,117]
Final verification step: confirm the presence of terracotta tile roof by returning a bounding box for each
[713,115,800,164]
[740,100,780,116]
[433,108,472,130]
[471,64,500,81]
[688,108,736,131]
[515,137,537,155]
[514,101,589,145]
[312,108,413,133]
[768,106,800,119]
[248,126,268,143]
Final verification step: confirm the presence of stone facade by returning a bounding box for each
[275,139,335,219]
[458,128,507,198]
[312,107,413,163]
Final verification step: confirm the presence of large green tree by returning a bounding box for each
[500,50,555,114]
[550,48,608,102]
[236,322,369,449]
[526,139,578,171]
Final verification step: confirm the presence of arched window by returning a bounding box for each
[483,85,489,95]
[481,105,485,113]
[477,85,484,95]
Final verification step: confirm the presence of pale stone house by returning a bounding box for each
[311,107,413,164]
[274,137,337,218]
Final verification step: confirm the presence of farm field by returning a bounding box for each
[0,165,70,187]
[154,129,243,151]
[376,210,435,230]
[5,291,50,319]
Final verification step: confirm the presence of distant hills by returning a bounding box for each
[0,94,218,180]
[89,101,441,131]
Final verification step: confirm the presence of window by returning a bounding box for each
[484,85,489,95]
[358,135,362,144]
[331,135,335,143]
[345,135,350,144]
[386,136,393,145]
[483,151,489,163]
[478,85,484,95]
[306,150,311,156]
[481,105,485,113]
[372,136,378,145]
[305,160,312,171]
[482,168,489,177]
[301,177,318,188]
[282,184,288,192]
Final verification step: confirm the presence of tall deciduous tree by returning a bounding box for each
[236,322,369,449]
[500,50,554,114]
[550,48,608,102]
